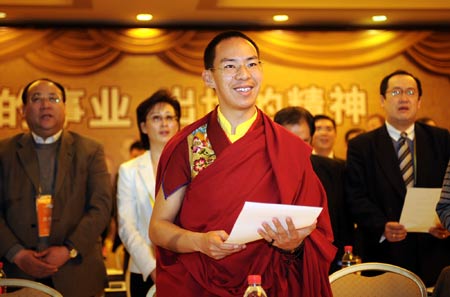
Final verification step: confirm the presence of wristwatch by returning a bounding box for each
[65,244,78,259]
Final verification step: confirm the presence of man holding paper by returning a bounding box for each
[345,70,450,286]
[149,31,336,297]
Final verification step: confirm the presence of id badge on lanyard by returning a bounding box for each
[36,194,53,238]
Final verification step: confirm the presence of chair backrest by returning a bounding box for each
[329,262,428,297]
[0,278,63,297]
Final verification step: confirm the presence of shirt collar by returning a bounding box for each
[32,130,63,144]
[385,122,415,142]
[217,107,257,143]
[312,149,334,158]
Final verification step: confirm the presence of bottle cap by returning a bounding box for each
[344,245,353,253]
[248,274,262,285]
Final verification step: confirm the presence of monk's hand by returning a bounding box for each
[258,217,316,252]
[197,230,246,260]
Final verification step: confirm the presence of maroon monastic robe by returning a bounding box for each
[155,107,336,297]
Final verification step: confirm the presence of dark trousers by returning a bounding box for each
[36,278,104,296]
[130,272,154,297]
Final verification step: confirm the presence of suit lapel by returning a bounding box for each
[414,123,436,186]
[53,131,74,215]
[373,127,405,198]
[17,134,40,193]
[137,151,155,206]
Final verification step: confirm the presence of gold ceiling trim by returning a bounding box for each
[0,0,90,8]
[213,0,450,9]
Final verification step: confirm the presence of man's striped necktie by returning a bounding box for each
[398,132,414,187]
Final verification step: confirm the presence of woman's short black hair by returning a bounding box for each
[136,89,181,150]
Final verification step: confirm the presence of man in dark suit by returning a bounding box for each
[346,70,450,286]
[274,106,355,273]
[0,78,112,297]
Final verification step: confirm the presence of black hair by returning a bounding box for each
[379,70,422,98]
[203,31,259,70]
[129,140,145,153]
[416,117,436,126]
[274,106,315,136]
[313,114,336,130]
[136,89,181,150]
[367,113,385,122]
[21,78,66,105]
[345,128,366,143]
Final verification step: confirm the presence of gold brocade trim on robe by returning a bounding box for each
[188,124,216,179]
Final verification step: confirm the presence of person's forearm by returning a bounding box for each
[150,219,202,253]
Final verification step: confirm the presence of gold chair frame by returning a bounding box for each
[329,262,428,297]
[0,278,63,297]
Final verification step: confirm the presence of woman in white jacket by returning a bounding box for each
[117,89,181,296]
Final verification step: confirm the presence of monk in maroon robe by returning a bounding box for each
[150,31,336,297]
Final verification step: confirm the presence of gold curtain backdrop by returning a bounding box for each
[1,27,449,169]
[405,32,450,76]
[0,28,448,76]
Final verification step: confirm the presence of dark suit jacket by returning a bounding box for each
[0,131,112,297]
[311,155,354,273]
[345,122,450,286]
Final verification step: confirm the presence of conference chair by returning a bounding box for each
[0,278,63,297]
[329,262,428,297]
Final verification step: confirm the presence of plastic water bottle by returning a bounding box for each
[243,275,267,297]
[0,262,6,294]
[341,245,357,268]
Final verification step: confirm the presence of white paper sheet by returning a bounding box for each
[399,187,442,232]
[225,201,322,244]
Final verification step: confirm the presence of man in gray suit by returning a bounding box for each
[0,78,112,297]
[346,70,450,286]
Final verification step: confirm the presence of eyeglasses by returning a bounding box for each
[148,114,178,124]
[29,96,62,104]
[387,88,417,97]
[209,61,262,76]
